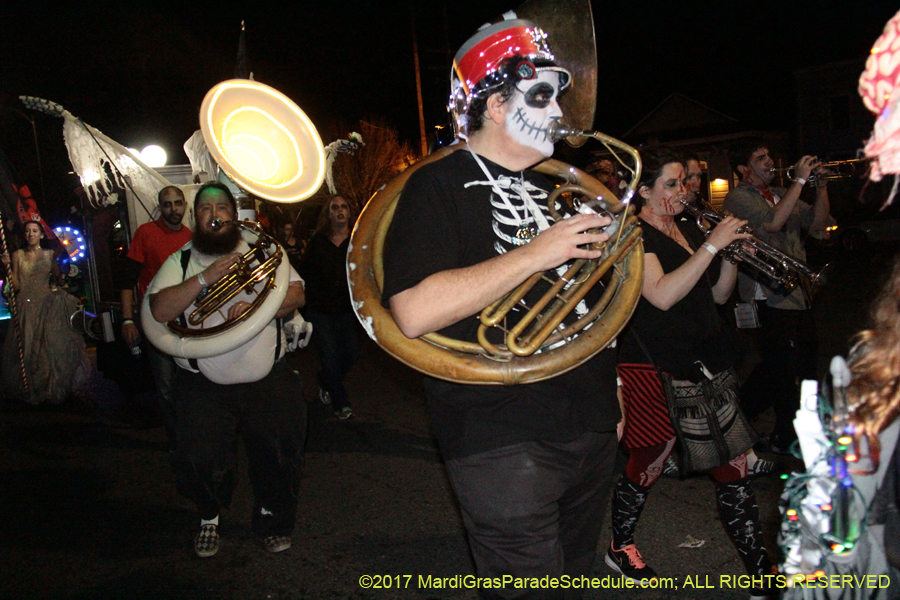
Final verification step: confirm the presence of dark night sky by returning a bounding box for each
[1,0,898,222]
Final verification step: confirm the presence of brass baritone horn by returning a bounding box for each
[679,200,830,297]
[174,220,283,335]
[142,79,324,360]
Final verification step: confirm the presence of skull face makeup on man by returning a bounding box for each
[504,70,563,157]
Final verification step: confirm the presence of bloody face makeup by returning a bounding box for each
[644,162,687,216]
[505,70,563,157]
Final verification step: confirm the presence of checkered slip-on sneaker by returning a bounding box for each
[194,523,219,558]
[264,535,291,553]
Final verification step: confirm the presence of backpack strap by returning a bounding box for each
[275,317,283,361]
[178,249,199,371]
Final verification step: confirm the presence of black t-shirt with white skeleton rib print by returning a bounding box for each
[382,149,619,460]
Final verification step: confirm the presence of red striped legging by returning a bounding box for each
[619,363,747,487]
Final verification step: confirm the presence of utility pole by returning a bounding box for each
[411,10,427,157]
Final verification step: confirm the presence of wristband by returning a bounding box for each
[197,272,208,288]
[122,319,134,325]
[701,242,718,256]
[791,177,807,186]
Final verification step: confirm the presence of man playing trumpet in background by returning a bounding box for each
[381,16,622,598]
[724,140,835,453]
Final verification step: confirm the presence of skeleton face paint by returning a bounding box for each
[505,70,563,157]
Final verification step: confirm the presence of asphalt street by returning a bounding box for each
[0,242,890,600]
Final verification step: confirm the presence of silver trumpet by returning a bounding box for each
[679,200,831,297]
[771,158,869,184]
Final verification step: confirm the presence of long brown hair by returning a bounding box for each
[848,256,900,469]
[314,194,358,236]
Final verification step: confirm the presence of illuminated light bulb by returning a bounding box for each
[846,454,858,462]
[838,436,852,445]
[820,504,832,511]
[845,542,854,549]
[842,478,853,487]
[780,474,789,480]
[813,570,826,579]
[832,544,845,553]
[872,47,880,54]
[141,145,167,167]
[786,509,797,516]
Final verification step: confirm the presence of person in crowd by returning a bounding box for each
[381,18,620,598]
[147,182,306,558]
[683,155,706,208]
[613,150,774,595]
[845,255,900,574]
[120,185,193,447]
[281,220,303,274]
[1,220,89,403]
[300,194,358,420]
[723,140,834,452]
[587,158,620,196]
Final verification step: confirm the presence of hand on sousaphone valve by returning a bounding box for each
[521,212,613,272]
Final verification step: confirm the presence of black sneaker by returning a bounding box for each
[194,523,219,558]
[767,434,797,456]
[662,455,681,478]
[605,542,657,584]
[318,388,332,405]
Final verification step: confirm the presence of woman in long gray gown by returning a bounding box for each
[2,221,89,403]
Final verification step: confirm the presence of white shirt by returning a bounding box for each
[148,240,302,384]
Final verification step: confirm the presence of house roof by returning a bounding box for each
[623,93,739,139]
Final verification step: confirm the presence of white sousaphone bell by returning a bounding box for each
[142,79,324,359]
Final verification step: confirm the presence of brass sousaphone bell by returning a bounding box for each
[347,0,645,384]
[142,80,325,359]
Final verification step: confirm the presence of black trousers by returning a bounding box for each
[445,431,618,600]
[740,304,818,443]
[172,360,307,537]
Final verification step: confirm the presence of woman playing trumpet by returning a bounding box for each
[609,150,774,594]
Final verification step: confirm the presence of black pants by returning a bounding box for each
[445,431,618,600]
[305,309,359,411]
[173,360,307,537]
[740,304,817,443]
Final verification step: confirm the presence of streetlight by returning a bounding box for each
[140,145,167,167]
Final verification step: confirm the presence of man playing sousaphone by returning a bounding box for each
[381,15,622,597]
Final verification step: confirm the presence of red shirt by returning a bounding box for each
[127,219,193,298]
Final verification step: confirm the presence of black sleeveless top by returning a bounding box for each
[618,218,739,381]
